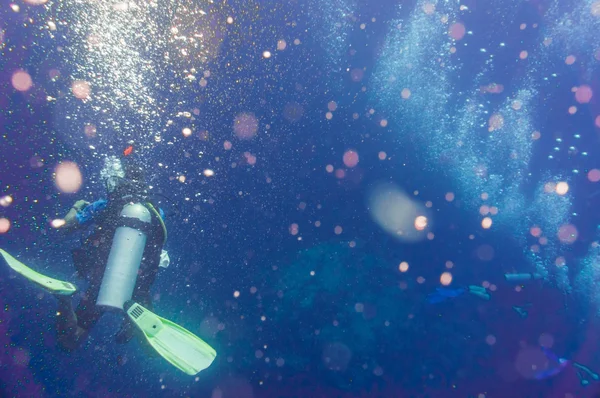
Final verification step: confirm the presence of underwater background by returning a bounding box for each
[1,0,600,397]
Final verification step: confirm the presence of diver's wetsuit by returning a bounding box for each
[57,197,166,350]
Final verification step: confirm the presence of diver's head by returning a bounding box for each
[121,161,148,198]
[124,162,146,185]
[100,156,148,201]
[100,156,125,194]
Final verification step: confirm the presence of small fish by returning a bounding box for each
[123,145,133,156]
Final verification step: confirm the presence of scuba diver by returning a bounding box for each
[0,154,216,375]
[55,155,167,350]
[534,346,599,386]
[426,285,490,304]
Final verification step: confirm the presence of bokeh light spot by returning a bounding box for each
[283,102,304,122]
[481,217,492,229]
[488,114,504,131]
[557,224,578,244]
[54,162,83,193]
[510,101,522,111]
[448,23,466,40]
[399,261,409,272]
[440,272,452,285]
[588,169,600,182]
[530,226,542,237]
[243,152,257,165]
[575,85,593,103]
[84,124,97,138]
[414,216,428,231]
[51,219,66,228]
[422,3,435,14]
[343,150,359,168]
[476,244,495,261]
[72,80,91,99]
[0,218,10,234]
[322,342,352,372]
[233,113,259,140]
[0,195,13,207]
[350,68,364,82]
[555,181,569,195]
[11,70,33,92]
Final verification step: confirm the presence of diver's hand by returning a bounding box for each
[72,200,90,211]
[58,200,89,232]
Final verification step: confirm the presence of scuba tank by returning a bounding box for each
[96,202,152,310]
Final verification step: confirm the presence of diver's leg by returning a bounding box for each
[55,295,79,350]
[55,295,94,351]
[115,258,158,344]
[131,254,159,310]
[56,284,103,351]
[74,282,103,328]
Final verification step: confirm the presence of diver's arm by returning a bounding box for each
[60,200,90,232]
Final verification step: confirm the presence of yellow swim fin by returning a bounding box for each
[125,301,217,376]
[0,249,77,295]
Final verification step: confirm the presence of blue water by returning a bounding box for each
[1,0,600,397]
